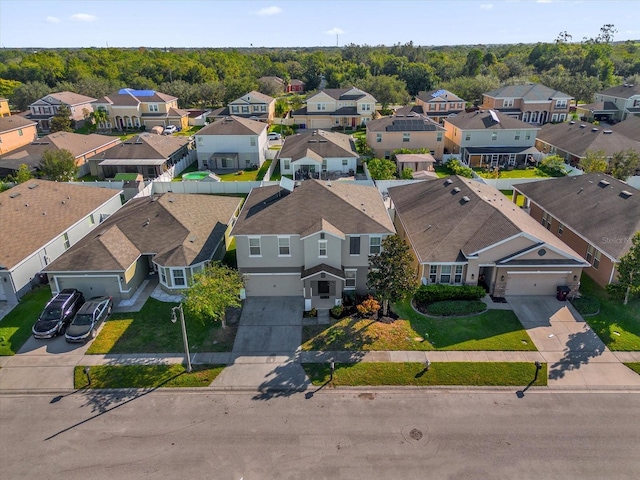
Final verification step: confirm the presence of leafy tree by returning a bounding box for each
[274,98,289,117]
[613,232,640,305]
[356,74,409,111]
[539,154,567,176]
[401,167,414,179]
[182,262,244,328]
[445,158,473,178]
[580,149,608,173]
[91,107,109,132]
[0,78,22,99]
[367,235,417,316]
[463,49,484,76]
[609,150,640,181]
[7,164,33,184]
[49,105,74,133]
[367,158,397,180]
[399,62,437,96]
[10,81,51,111]
[39,149,78,181]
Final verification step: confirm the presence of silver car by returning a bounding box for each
[65,296,113,343]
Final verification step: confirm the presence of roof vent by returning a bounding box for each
[598,180,610,188]
[603,130,613,134]
[620,190,634,199]
[569,121,575,125]
[579,124,586,128]
[461,196,471,203]
[444,179,453,185]
[452,187,461,193]
[28,183,39,189]
[8,192,20,198]
[591,127,599,132]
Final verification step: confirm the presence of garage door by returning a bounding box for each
[244,274,302,296]
[309,118,332,129]
[505,273,566,296]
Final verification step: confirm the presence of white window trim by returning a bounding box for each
[369,236,382,255]
[171,268,186,287]
[318,239,328,258]
[248,237,262,257]
[278,236,291,257]
[345,269,357,290]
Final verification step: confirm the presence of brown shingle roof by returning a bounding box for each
[416,89,464,103]
[0,180,121,270]
[0,115,37,133]
[278,130,357,161]
[196,116,267,136]
[45,193,242,272]
[536,122,640,158]
[514,173,640,260]
[96,133,189,161]
[32,91,96,106]
[229,91,274,105]
[610,116,640,142]
[93,89,178,107]
[483,83,573,101]
[232,180,394,236]
[445,110,537,131]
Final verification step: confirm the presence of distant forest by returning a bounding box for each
[1,25,638,112]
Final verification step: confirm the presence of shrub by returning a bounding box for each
[444,158,473,178]
[303,307,317,318]
[570,296,600,315]
[539,155,567,177]
[356,295,380,317]
[426,300,486,316]
[330,304,344,319]
[606,283,640,301]
[415,284,486,303]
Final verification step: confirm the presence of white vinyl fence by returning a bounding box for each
[155,150,197,182]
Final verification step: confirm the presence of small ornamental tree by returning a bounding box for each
[39,149,79,181]
[367,158,397,180]
[580,149,608,173]
[182,262,244,328]
[9,164,33,184]
[615,232,640,305]
[367,235,417,317]
[49,104,74,133]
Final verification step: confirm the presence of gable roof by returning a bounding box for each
[232,180,394,237]
[388,176,585,264]
[416,89,464,103]
[93,88,177,106]
[610,116,640,142]
[278,129,357,161]
[514,173,640,260]
[597,83,640,100]
[31,91,96,107]
[445,110,536,131]
[0,115,37,134]
[229,91,274,105]
[95,133,189,163]
[45,193,242,272]
[196,115,267,136]
[536,121,640,158]
[367,114,444,133]
[307,87,375,103]
[0,180,121,271]
[483,83,573,101]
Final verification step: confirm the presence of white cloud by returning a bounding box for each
[326,27,345,36]
[480,4,494,9]
[536,0,553,3]
[254,6,282,16]
[70,13,97,22]
[46,16,60,23]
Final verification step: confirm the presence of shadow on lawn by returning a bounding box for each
[301,317,381,351]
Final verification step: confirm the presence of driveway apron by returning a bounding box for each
[507,296,640,388]
[211,297,311,392]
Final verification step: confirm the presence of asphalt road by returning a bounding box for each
[1,389,639,480]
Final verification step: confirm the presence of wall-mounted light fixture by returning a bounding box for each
[471,274,475,279]
[500,275,505,281]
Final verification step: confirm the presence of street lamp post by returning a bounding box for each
[171,303,192,373]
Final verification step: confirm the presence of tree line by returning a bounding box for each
[0,25,638,112]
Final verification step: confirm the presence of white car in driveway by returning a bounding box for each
[267,132,281,141]
[163,125,178,135]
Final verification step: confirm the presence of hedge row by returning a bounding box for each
[426,300,487,316]
[415,284,486,303]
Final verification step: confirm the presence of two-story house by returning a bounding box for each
[0,98,10,117]
[92,88,189,132]
[278,129,358,180]
[26,91,96,133]
[409,89,466,124]
[365,114,445,160]
[0,115,37,157]
[0,180,123,302]
[577,83,640,122]
[514,173,640,288]
[481,83,573,125]
[443,110,541,168]
[287,79,305,93]
[231,180,395,309]
[195,116,268,171]
[291,87,377,130]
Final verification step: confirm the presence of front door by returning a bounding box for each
[318,281,330,298]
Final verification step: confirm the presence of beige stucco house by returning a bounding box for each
[26,91,96,132]
[366,114,445,160]
[0,98,10,117]
[0,115,38,157]
[292,87,377,130]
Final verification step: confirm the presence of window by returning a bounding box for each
[88,214,95,226]
[260,105,266,112]
[403,133,410,142]
[250,137,256,147]
[172,269,186,287]
[384,151,390,159]
[429,265,437,284]
[317,103,326,111]
[515,131,520,140]
[322,159,327,171]
[18,129,23,136]
[249,237,261,256]
[437,132,443,142]
[369,236,381,255]
[454,265,463,283]
[551,114,559,122]
[231,106,239,114]
[491,132,498,141]
[342,158,348,166]
[586,245,601,269]
[319,240,327,257]
[555,100,567,108]
[345,270,356,289]
[63,233,70,250]
[559,114,566,121]
[197,136,204,145]
[465,133,471,141]
[283,159,290,170]
[242,106,249,113]
[160,268,167,284]
[525,132,531,140]
[361,103,371,111]
[149,104,158,112]
[440,265,452,284]
[376,133,382,143]
[503,99,514,108]
[541,212,552,230]
[278,237,290,256]
[350,236,360,255]
[558,223,564,235]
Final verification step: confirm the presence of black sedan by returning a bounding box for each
[65,296,113,343]
[32,289,85,339]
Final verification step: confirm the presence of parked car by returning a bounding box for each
[163,125,178,135]
[65,296,113,343]
[267,132,281,141]
[32,289,85,339]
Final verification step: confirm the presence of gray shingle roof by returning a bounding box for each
[367,115,444,133]
[96,133,189,161]
[483,83,573,101]
[0,115,37,134]
[229,91,274,105]
[610,116,640,142]
[31,91,96,106]
[45,193,242,271]
[196,116,267,136]
[278,129,357,161]
[232,180,395,237]
[598,83,640,99]
[514,173,640,260]
[445,110,537,131]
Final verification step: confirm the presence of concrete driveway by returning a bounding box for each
[508,296,640,388]
[211,297,311,393]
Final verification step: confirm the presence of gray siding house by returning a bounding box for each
[231,179,395,310]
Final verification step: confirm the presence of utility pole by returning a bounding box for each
[171,304,192,372]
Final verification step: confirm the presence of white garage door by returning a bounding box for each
[309,118,332,129]
[505,273,566,296]
[244,274,302,296]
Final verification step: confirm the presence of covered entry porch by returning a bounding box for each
[301,264,345,310]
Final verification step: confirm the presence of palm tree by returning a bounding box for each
[91,108,109,132]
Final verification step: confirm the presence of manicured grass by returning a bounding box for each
[218,168,260,182]
[301,299,536,351]
[87,298,237,354]
[175,126,203,137]
[270,161,282,181]
[73,364,224,389]
[0,287,51,356]
[624,363,640,376]
[578,274,640,351]
[434,165,453,178]
[302,362,547,387]
[477,168,551,179]
[500,190,526,207]
[255,159,272,180]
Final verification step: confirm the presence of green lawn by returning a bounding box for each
[500,190,526,207]
[578,274,640,351]
[302,362,547,387]
[434,165,453,178]
[301,299,536,351]
[270,161,282,181]
[171,162,199,181]
[477,168,551,179]
[0,287,51,356]
[624,363,640,376]
[217,169,260,181]
[87,298,237,354]
[175,126,203,137]
[74,364,224,389]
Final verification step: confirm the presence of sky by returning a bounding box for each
[0,0,638,49]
